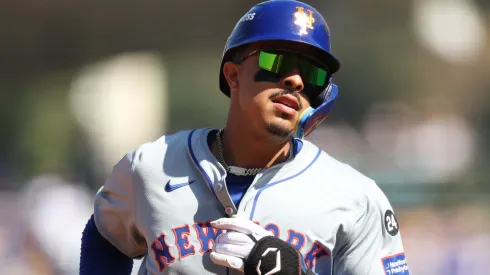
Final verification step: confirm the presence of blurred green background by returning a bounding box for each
[0,0,489,274]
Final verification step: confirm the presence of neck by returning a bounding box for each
[218,112,292,169]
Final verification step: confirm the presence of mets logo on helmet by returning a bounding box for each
[294,6,315,35]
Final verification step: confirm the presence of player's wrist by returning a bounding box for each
[299,252,317,275]
[244,235,315,275]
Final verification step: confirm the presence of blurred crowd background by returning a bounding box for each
[0,0,489,274]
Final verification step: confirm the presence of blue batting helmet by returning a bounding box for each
[219,0,341,97]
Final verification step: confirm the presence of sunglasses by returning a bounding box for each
[258,50,330,87]
[236,49,330,87]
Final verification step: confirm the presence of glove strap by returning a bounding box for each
[244,236,316,275]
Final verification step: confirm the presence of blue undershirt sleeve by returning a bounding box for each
[80,214,134,275]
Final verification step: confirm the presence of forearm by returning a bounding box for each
[80,215,134,275]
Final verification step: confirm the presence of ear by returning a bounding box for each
[223,62,240,93]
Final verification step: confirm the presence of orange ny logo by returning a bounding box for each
[294,6,315,35]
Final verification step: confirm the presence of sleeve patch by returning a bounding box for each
[382,253,409,275]
[384,210,399,236]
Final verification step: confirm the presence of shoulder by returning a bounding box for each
[302,139,375,187]
[302,139,389,207]
[96,128,205,203]
[128,128,203,169]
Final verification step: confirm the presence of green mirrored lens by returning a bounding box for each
[259,51,298,75]
[258,51,328,86]
[258,51,278,72]
[299,59,328,86]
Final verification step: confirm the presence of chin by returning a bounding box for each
[264,118,295,139]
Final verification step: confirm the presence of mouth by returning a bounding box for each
[271,94,300,116]
[271,94,300,111]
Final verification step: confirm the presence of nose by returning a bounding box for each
[280,68,304,92]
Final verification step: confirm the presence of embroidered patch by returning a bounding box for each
[384,210,399,236]
[382,253,409,275]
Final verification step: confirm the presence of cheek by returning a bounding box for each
[238,71,270,104]
[299,94,312,111]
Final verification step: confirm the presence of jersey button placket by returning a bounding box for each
[212,178,237,217]
[215,182,224,192]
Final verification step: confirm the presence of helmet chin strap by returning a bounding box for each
[294,83,338,139]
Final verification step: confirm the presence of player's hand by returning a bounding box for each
[209,217,273,272]
[210,217,314,275]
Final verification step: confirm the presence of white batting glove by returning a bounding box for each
[210,217,273,272]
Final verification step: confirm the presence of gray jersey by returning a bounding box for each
[94,128,409,275]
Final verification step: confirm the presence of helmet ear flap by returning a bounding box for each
[294,83,338,139]
[310,81,333,108]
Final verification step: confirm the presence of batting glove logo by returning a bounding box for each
[257,248,281,275]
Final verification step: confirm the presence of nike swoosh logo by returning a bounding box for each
[165,180,196,192]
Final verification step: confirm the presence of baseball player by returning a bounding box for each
[80,1,410,274]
